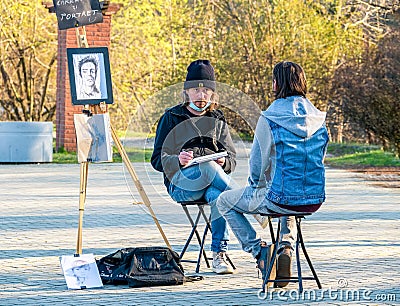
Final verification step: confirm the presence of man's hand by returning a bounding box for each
[179,150,194,166]
[215,157,225,167]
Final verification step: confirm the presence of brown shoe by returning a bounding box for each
[276,247,292,287]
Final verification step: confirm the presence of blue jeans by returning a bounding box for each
[216,186,297,258]
[168,161,238,253]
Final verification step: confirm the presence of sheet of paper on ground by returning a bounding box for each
[60,253,103,290]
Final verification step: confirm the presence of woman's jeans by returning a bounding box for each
[168,161,238,253]
[216,186,297,258]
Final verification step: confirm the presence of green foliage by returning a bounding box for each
[109,0,191,130]
[211,0,364,111]
[0,0,58,121]
[236,132,253,142]
[1,0,394,153]
[109,0,366,133]
[329,13,400,156]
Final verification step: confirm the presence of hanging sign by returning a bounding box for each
[53,0,103,30]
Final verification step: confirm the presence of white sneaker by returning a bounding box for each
[212,252,234,274]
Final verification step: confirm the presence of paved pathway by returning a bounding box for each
[0,156,399,305]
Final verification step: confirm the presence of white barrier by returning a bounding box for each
[0,121,53,162]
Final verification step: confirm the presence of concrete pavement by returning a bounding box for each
[0,155,399,305]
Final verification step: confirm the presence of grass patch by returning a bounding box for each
[326,143,400,167]
[53,147,153,164]
[326,142,381,156]
[112,147,153,163]
[53,151,78,164]
[118,130,155,139]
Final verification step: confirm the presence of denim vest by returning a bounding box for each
[266,119,329,206]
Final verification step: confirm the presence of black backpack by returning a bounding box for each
[96,247,199,288]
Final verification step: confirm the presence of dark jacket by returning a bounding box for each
[151,104,236,189]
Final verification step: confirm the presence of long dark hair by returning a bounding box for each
[273,61,307,99]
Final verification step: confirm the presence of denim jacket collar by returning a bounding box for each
[262,96,326,138]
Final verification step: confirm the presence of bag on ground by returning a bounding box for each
[96,247,186,287]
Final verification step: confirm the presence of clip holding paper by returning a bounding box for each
[82,109,93,117]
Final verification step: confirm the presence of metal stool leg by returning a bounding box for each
[180,204,210,269]
[197,204,213,269]
[262,218,281,292]
[196,218,210,273]
[261,214,322,292]
[296,217,322,289]
[268,216,276,244]
[198,204,236,270]
[295,222,303,292]
[180,205,202,258]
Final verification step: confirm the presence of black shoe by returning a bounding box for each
[276,247,292,288]
[256,244,269,280]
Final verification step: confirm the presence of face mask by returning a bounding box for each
[188,101,212,112]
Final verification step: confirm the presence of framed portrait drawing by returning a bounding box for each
[67,47,113,105]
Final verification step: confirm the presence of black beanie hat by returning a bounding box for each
[184,59,216,91]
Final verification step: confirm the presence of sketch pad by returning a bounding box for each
[74,113,113,163]
[183,151,228,168]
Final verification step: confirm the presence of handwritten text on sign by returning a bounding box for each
[53,0,103,30]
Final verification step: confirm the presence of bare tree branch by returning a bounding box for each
[38,53,56,121]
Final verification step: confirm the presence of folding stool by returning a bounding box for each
[179,199,236,273]
[260,212,322,293]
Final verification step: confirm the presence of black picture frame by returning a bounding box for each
[67,47,113,105]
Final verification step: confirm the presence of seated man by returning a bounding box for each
[217,61,329,286]
[151,59,238,274]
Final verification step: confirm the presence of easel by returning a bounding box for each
[74,26,171,256]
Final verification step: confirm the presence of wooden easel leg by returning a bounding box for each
[75,27,89,48]
[73,27,89,256]
[110,124,172,250]
[76,161,89,255]
[71,28,170,252]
